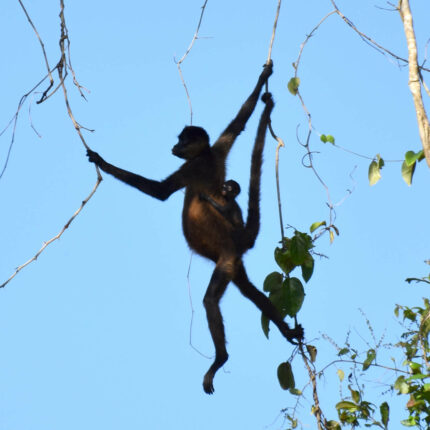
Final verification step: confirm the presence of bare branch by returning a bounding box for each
[330,0,430,73]
[175,0,209,124]
[399,0,430,167]
[1,0,102,288]
[17,0,55,103]
[0,176,102,288]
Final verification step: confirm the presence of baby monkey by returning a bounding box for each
[200,180,244,230]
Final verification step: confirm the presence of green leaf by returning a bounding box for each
[310,220,326,233]
[261,313,270,338]
[284,277,305,317]
[325,421,341,430]
[337,369,345,382]
[306,345,317,362]
[326,135,335,144]
[368,160,382,186]
[336,401,358,411]
[289,388,302,396]
[350,387,360,404]
[401,159,416,186]
[320,134,328,143]
[287,77,300,95]
[363,349,376,371]
[409,361,422,374]
[263,272,283,293]
[380,402,389,428]
[274,246,295,275]
[405,150,424,166]
[338,347,349,356]
[290,232,312,265]
[394,376,410,394]
[301,255,314,283]
[277,361,295,390]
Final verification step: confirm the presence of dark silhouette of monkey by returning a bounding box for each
[86,62,303,394]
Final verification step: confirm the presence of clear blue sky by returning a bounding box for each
[1,0,429,429]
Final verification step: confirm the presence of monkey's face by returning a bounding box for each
[222,180,240,199]
[172,136,209,160]
[172,126,210,160]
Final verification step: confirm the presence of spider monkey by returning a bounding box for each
[86,62,303,394]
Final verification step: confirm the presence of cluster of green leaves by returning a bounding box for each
[368,150,425,186]
[394,298,430,427]
[262,230,315,392]
[262,231,314,339]
[323,288,429,429]
[336,386,389,429]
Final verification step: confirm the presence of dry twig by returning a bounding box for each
[1,0,101,288]
[175,0,209,124]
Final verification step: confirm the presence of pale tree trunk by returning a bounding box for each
[399,0,430,168]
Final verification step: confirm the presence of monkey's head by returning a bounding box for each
[172,126,210,159]
[222,180,241,200]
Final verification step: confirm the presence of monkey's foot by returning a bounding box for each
[281,323,304,345]
[203,372,215,395]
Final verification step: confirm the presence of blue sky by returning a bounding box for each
[1,0,429,429]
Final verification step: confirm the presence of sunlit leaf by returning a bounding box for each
[310,220,326,233]
[336,401,358,411]
[337,369,345,382]
[287,77,300,95]
[306,345,317,362]
[401,160,416,186]
[394,376,410,394]
[325,421,341,430]
[350,387,360,404]
[405,150,424,166]
[326,135,335,144]
[363,349,376,371]
[368,160,382,186]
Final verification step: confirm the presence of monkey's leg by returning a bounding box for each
[233,262,303,344]
[202,261,234,394]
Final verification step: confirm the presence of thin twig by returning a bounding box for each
[298,343,324,430]
[329,0,430,73]
[1,0,101,288]
[265,0,286,241]
[0,67,58,180]
[17,0,55,103]
[175,0,209,124]
[0,177,102,288]
[186,254,212,359]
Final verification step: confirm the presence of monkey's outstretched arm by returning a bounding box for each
[87,149,186,201]
[212,61,273,157]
